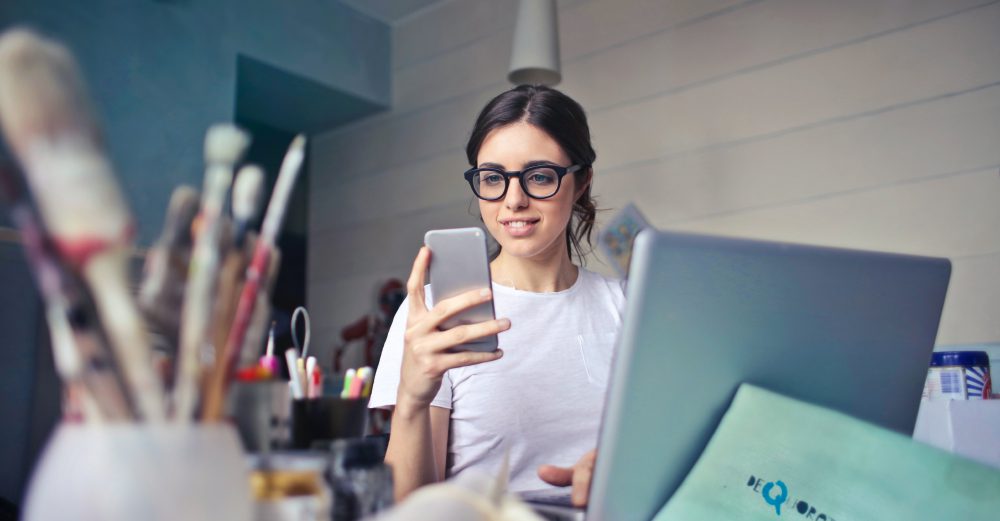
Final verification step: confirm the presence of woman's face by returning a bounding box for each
[475,121,586,261]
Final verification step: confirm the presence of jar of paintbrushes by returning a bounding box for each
[0,27,311,520]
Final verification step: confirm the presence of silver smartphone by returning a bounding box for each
[424,227,498,352]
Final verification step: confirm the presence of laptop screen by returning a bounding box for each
[587,230,950,521]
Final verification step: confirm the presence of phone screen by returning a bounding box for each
[424,228,498,352]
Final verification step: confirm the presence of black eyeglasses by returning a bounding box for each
[463,163,589,201]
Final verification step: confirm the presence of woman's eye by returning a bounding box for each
[482,174,504,185]
[527,172,556,185]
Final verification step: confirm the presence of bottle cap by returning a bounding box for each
[930,351,990,368]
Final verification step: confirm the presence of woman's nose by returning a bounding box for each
[504,177,530,209]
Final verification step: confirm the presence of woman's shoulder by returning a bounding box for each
[578,267,627,298]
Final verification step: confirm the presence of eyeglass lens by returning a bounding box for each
[473,167,560,200]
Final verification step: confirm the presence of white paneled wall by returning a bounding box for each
[308,0,1000,365]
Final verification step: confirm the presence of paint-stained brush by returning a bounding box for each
[0,157,134,421]
[231,164,264,247]
[208,164,265,384]
[0,28,164,421]
[173,124,250,422]
[201,135,305,421]
[139,185,200,370]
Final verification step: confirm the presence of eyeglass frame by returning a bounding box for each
[462,163,590,201]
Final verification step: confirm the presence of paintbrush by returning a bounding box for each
[172,124,250,422]
[207,164,264,385]
[236,245,280,370]
[231,164,263,247]
[201,135,305,421]
[0,28,164,421]
[138,185,200,368]
[0,157,134,421]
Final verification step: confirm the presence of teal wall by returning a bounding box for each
[0,0,390,508]
[0,0,389,244]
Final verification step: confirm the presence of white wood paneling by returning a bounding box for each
[307,271,411,364]
[668,167,1000,258]
[311,201,482,282]
[314,82,1000,234]
[560,0,750,61]
[315,0,1000,194]
[308,89,491,187]
[594,84,1000,224]
[393,0,518,70]
[937,253,1000,345]
[563,0,993,111]
[312,152,469,231]
[392,0,754,114]
[312,165,1000,282]
[589,2,1000,171]
[392,25,512,113]
[309,0,1000,347]
[390,0,992,130]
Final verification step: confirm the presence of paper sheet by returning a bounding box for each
[655,384,1000,521]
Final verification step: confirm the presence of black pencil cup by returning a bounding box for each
[290,397,369,449]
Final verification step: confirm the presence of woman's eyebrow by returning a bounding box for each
[523,159,559,168]
[477,160,560,169]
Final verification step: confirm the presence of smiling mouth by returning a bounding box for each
[500,218,540,235]
[504,220,537,228]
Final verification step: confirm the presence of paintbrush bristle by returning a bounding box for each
[204,123,250,166]
[164,185,201,245]
[232,164,264,222]
[0,28,98,154]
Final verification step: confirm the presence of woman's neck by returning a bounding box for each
[490,245,579,293]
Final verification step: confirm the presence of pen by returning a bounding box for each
[259,322,278,375]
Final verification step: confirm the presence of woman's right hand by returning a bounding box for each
[396,247,509,411]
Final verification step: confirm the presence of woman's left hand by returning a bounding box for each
[537,449,597,507]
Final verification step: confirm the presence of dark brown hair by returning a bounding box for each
[465,85,597,263]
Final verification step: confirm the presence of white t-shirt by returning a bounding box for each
[369,268,626,492]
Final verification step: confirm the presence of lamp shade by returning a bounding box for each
[508,0,561,86]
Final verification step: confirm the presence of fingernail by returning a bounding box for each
[498,318,510,328]
[480,288,491,297]
[496,349,504,358]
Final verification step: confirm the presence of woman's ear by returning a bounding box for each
[574,168,593,201]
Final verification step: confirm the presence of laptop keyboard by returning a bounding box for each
[519,488,575,507]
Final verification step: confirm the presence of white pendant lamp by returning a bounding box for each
[508,0,561,86]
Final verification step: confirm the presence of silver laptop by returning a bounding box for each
[527,229,951,520]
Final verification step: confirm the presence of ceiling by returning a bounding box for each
[337,0,446,24]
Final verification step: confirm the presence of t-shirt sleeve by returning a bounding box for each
[368,295,454,410]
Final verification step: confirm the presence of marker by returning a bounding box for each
[310,365,322,399]
[357,366,374,398]
[285,348,304,399]
[305,356,317,398]
[341,368,356,399]
[296,357,307,397]
[347,369,365,399]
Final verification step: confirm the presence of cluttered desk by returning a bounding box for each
[1,25,999,521]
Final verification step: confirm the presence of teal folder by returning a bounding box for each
[655,384,1000,521]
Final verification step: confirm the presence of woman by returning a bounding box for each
[369,85,626,507]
